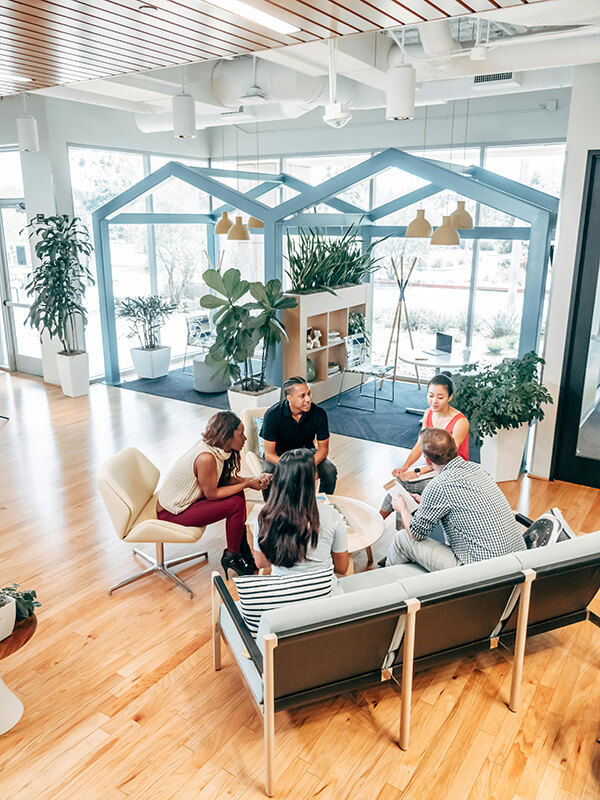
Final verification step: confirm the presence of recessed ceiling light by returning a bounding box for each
[0,73,34,83]
[206,0,300,35]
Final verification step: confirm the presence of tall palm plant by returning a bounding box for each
[24,214,94,354]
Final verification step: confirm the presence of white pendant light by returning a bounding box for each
[405,209,432,238]
[431,216,460,246]
[450,200,473,230]
[215,211,233,234]
[227,215,250,241]
[387,30,416,121]
[386,63,416,121]
[173,93,196,139]
[17,93,39,152]
[323,40,352,129]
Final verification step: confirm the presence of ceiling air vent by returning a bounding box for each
[473,72,521,91]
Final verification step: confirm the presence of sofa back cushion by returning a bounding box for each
[502,531,600,632]
[396,554,524,661]
[258,583,410,701]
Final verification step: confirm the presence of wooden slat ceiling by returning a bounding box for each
[0,0,553,97]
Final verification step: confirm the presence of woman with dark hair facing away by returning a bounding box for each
[157,411,272,577]
[254,449,349,576]
[380,373,469,522]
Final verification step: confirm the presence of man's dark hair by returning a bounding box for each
[283,376,308,396]
[420,427,458,465]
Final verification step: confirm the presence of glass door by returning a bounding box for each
[0,202,42,375]
[553,151,600,487]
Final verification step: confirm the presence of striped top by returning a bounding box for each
[158,440,231,514]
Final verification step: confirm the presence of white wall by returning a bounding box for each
[531,64,600,479]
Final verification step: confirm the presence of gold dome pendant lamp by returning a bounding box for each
[227,215,251,241]
[431,216,460,246]
[215,211,233,234]
[247,215,264,229]
[405,209,433,238]
[450,200,473,230]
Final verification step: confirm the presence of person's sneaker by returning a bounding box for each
[377,556,387,568]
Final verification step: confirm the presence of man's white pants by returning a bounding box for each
[387,530,461,572]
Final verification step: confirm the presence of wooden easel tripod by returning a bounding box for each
[381,256,421,390]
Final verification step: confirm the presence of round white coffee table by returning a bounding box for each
[324,495,384,568]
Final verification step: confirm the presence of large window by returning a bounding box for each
[0,150,24,197]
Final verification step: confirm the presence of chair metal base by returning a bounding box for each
[108,542,208,598]
[337,372,395,413]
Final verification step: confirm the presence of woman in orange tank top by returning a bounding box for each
[380,373,469,523]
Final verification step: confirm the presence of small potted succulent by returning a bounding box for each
[0,584,41,641]
[117,294,177,379]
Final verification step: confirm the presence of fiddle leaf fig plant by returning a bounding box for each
[200,268,297,391]
[453,351,553,445]
[24,214,94,354]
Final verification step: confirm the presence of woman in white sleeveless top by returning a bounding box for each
[157,411,272,577]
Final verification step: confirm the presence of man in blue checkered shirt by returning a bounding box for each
[386,428,526,571]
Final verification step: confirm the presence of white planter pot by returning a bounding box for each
[40,330,62,385]
[480,425,529,483]
[56,351,89,397]
[228,385,281,417]
[131,346,171,379]
[0,597,16,642]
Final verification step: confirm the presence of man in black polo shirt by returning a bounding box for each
[261,376,338,494]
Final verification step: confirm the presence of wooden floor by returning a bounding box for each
[0,372,599,800]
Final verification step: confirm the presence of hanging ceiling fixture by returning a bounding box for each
[227,215,251,241]
[431,216,460,246]
[405,106,432,238]
[17,93,39,152]
[172,67,196,139]
[450,200,473,230]
[227,125,250,241]
[406,209,432,238]
[470,18,488,61]
[450,100,473,230]
[431,100,460,246]
[237,56,268,107]
[386,30,416,121]
[323,39,352,129]
[215,211,233,234]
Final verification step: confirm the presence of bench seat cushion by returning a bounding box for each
[340,563,427,594]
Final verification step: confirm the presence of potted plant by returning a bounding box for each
[24,214,94,397]
[285,223,386,294]
[0,584,41,641]
[117,295,176,379]
[453,351,553,482]
[200,268,297,416]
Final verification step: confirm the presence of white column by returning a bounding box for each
[530,64,600,479]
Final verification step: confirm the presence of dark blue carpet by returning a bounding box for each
[115,370,479,458]
[116,368,230,410]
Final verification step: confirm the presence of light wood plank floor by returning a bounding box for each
[0,372,598,800]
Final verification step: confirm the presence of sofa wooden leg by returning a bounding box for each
[399,598,420,751]
[509,569,535,712]
[263,633,277,797]
[211,572,222,671]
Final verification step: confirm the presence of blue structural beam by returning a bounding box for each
[91,218,120,384]
[187,166,285,182]
[518,211,553,356]
[368,184,443,221]
[284,213,365,228]
[211,180,280,217]
[362,226,531,240]
[466,166,559,215]
[281,174,367,215]
[110,213,215,225]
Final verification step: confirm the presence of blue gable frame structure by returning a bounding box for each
[92,149,558,385]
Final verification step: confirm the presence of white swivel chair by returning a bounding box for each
[97,447,208,597]
[241,406,270,479]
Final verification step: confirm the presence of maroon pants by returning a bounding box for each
[157,491,247,553]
